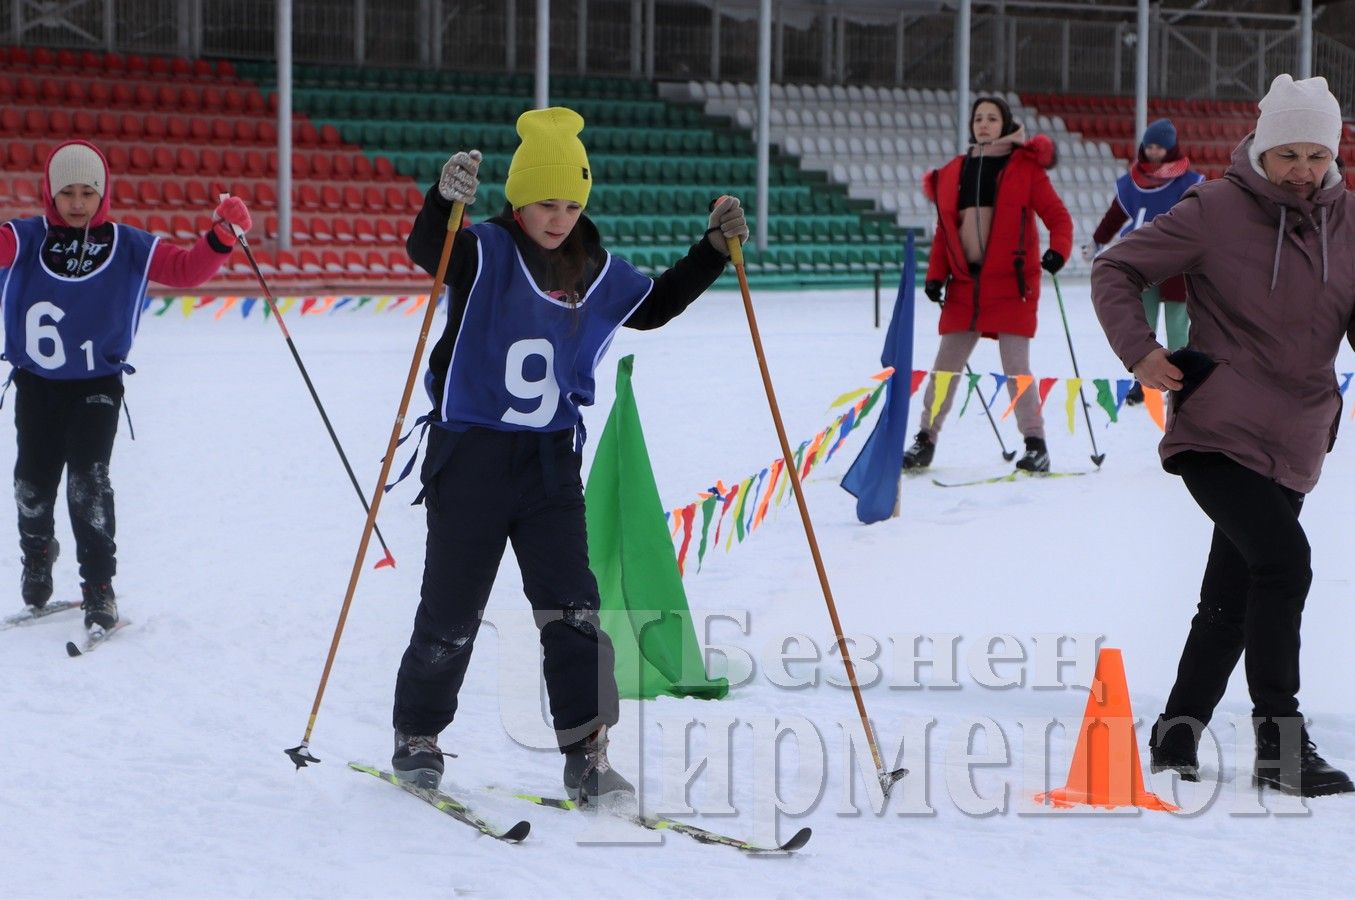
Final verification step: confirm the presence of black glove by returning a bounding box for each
[1040,250,1064,275]
[924,280,944,304]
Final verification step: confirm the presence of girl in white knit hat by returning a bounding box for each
[1,139,252,640]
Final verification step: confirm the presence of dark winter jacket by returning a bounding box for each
[1092,135,1355,493]
[923,133,1073,338]
[407,188,729,410]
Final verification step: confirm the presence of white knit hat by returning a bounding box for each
[1249,74,1343,168]
[47,142,106,198]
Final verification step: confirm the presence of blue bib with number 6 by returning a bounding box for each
[2,216,158,380]
[436,222,653,435]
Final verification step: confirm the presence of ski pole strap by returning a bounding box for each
[120,392,135,441]
[384,414,432,495]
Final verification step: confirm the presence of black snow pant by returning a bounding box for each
[13,368,122,586]
[1162,451,1310,728]
[392,426,620,753]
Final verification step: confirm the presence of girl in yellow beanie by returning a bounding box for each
[392,106,747,806]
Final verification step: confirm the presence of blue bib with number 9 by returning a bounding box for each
[2,217,158,379]
[437,222,654,434]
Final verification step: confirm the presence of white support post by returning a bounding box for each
[577,0,588,75]
[536,0,549,108]
[277,0,293,251]
[757,0,770,252]
[1136,0,1148,146]
[956,0,971,155]
[1300,0,1313,79]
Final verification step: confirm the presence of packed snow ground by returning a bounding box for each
[4,280,1355,898]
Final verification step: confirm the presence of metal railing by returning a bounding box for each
[1,0,1352,112]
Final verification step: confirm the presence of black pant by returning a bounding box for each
[13,369,123,584]
[392,426,620,751]
[1164,452,1310,725]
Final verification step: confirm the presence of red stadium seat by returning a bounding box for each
[331,155,353,180]
[176,147,199,174]
[103,52,126,75]
[56,49,78,69]
[217,60,236,78]
[0,108,20,133]
[256,120,276,143]
[365,250,390,276]
[318,124,342,147]
[221,150,244,177]
[321,185,342,210]
[170,57,191,78]
[119,114,142,140]
[201,87,224,112]
[200,148,222,173]
[374,156,395,180]
[320,250,344,275]
[309,217,334,243]
[189,118,211,143]
[297,184,322,210]
[386,186,407,211]
[255,182,277,209]
[212,119,234,143]
[152,146,175,174]
[167,118,190,141]
[244,92,265,116]
[295,121,318,146]
[353,217,376,242]
[13,177,38,205]
[222,89,246,115]
[23,109,47,135]
[162,181,186,208]
[14,76,39,102]
[128,146,153,175]
[352,155,374,180]
[343,250,365,274]
[147,215,172,238]
[331,216,355,242]
[374,217,399,244]
[104,145,130,173]
[193,59,214,79]
[111,82,134,107]
[64,81,88,105]
[113,181,138,209]
[178,86,201,113]
[363,186,383,211]
[186,180,210,208]
[342,185,362,210]
[170,214,196,239]
[32,47,54,68]
[309,154,332,180]
[243,151,267,178]
[143,116,167,142]
[291,156,310,180]
[96,111,119,137]
[233,120,258,144]
[150,56,172,77]
[47,110,73,136]
[79,51,102,71]
[133,84,156,108]
[138,181,163,207]
[40,80,62,105]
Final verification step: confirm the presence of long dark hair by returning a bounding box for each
[547,224,591,306]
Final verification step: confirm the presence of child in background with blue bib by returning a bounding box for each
[1,140,252,637]
[391,107,747,806]
[1084,119,1204,405]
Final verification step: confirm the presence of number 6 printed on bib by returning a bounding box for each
[501,338,561,428]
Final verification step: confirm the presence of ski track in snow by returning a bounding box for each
[4,282,1355,897]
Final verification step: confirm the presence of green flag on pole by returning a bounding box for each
[586,355,729,701]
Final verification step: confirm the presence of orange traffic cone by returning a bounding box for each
[1036,647,1179,811]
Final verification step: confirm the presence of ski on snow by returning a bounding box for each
[348,762,531,843]
[931,470,1092,488]
[0,600,82,631]
[506,791,812,854]
[65,620,131,657]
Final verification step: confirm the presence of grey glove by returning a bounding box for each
[706,195,749,257]
[438,150,482,204]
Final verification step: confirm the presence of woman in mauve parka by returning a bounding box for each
[1092,74,1355,800]
[907,95,1073,474]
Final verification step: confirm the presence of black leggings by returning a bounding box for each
[13,369,123,584]
[1164,451,1309,725]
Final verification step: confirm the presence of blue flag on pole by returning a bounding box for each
[840,233,916,524]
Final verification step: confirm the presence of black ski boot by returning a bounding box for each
[1014,436,1050,473]
[1148,715,1201,782]
[902,431,935,472]
[20,537,59,609]
[563,725,636,809]
[80,582,117,633]
[392,731,446,790]
[1253,722,1355,797]
[1124,381,1145,406]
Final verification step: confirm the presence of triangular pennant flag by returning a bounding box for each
[986,373,1009,409]
[695,494,719,571]
[181,296,194,318]
[1037,377,1058,410]
[674,504,697,576]
[1065,378,1082,433]
[928,371,957,426]
[1114,378,1133,413]
[586,355,728,700]
[1093,378,1118,423]
[1143,387,1166,431]
[909,370,927,396]
[752,459,783,530]
[957,371,984,418]
[213,297,239,320]
[728,476,754,549]
[1000,374,1034,420]
[154,297,174,317]
[712,482,740,547]
[1340,373,1354,396]
[240,297,258,319]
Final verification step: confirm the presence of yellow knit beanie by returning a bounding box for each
[505,107,592,209]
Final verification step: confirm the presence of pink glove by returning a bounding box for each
[212,196,252,243]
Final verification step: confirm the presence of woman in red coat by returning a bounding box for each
[905,96,1073,473]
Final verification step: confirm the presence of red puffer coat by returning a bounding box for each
[923,134,1073,338]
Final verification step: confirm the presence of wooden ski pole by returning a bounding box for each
[285,200,465,769]
[725,221,907,796]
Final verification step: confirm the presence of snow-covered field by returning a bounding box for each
[5,280,1355,898]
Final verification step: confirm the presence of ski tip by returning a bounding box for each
[502,820,531,843]
[65,641,82,657]
[779,827,812,852]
